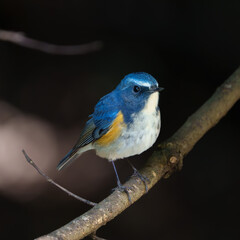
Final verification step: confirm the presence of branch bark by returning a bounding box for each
[37,66,240,240]
[0,29,102,55]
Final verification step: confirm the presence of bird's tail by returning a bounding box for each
[57,144,93,171]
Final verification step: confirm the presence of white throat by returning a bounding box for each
[143,92,159,114]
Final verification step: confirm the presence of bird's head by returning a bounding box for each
[116,72,163,115]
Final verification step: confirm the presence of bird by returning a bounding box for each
[57,72,164,202]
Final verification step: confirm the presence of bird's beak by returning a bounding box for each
[150,87,164,93]
[156,87,164,92]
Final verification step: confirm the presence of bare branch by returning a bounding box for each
[37,66,240,240]
[0,29,102,55]
[22,150,96,207]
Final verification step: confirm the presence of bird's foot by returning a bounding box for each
[112,181,133,203]
[132,168,150,193]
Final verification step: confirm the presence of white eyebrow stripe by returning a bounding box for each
[134,80,158,87]
[131,80,151,87]
[138,81,151,87]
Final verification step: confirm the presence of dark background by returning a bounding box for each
[0,0,240,239]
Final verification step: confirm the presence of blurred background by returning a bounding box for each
[0,0,240,239]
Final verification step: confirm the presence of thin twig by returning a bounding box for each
[0,29,102,55]
[36,66,240,240]
[90,231,106,240]
[22,150,96,207]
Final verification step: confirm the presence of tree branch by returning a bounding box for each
[37,66,240,240]
[0,29,102,55]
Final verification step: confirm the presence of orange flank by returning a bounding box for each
[96,111,125,146]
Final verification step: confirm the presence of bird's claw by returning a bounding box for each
[112,182,133,203]
[132,168,150,193]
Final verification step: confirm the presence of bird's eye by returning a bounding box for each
[133,85,141,93]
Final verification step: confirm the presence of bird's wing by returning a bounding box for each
[92,92,125,146]
[92,92,120,139]
[57,92,120,170]
[57,118,96,170]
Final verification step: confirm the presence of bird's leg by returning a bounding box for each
[127,160,150,193]
[112,161,132,203]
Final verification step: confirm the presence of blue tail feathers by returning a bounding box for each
[57,148,78,171]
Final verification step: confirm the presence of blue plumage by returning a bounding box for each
[117,72,158,90]
[93,91,120,133]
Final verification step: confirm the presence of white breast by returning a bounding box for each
[95,92,161,161]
